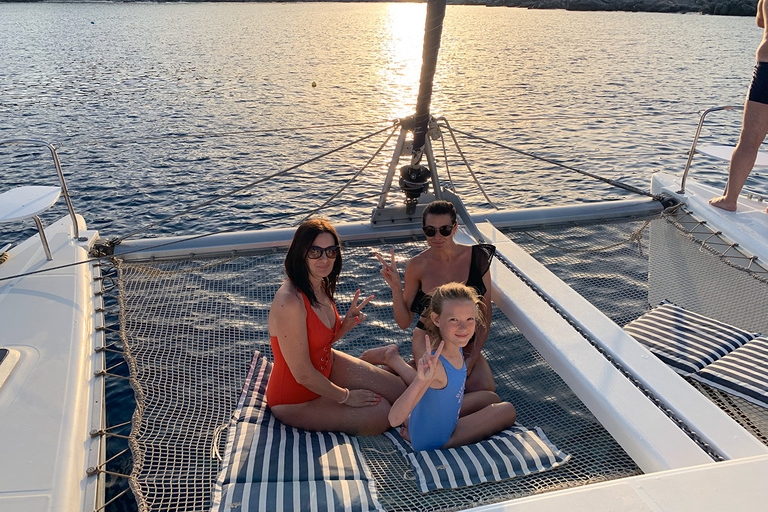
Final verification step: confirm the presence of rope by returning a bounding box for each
[64,120,395,147]
[519,219,652,256]
[114,122,397,243]
[0,192,383,283]
[436,110,700,124]
[448,126,657,199]
[663,206,768,285]
[440,118,499,209]
[298,124,399,224]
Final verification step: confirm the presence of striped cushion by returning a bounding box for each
[211,353,384,512]
[623,301,757,376]
[692,336,768,409]
[384,426,570,493]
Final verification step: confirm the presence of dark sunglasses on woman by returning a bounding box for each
[422,223,455,237]
[307,245,340,259]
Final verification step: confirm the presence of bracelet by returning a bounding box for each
[338,388,350,404]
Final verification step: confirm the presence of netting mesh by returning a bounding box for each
[504,211,768,453]
[114,211,768,511]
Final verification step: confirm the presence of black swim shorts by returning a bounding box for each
[748,62,768,105]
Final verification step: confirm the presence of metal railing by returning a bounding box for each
[1,139,81,240]
[679,106,743,194]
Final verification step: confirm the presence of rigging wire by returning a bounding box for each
[439,118,499,209]
[0,191,385,284]
[435,110,701,124]
[64,120,396,147]
[438,123,456,192]
[45,110,703,149]
[113,122,398,243]
[298,124,399,224]
[448,126,656,198]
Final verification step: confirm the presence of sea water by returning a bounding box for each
[1,3,764,251]
[0,3,765,510]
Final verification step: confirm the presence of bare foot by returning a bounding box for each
[399,424,411,442]
[360,345,399,367]
[709,196,737,212]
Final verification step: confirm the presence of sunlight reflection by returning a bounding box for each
[378,4,427,119]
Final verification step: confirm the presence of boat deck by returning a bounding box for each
[0,215,103,512]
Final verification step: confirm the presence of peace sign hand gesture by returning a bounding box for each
[375,248,402,293]
[341,289,373,333]
[416,335,444,383]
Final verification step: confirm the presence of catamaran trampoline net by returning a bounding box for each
[112,210,768,512]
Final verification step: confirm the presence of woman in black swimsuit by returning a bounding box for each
[365,201,497,394]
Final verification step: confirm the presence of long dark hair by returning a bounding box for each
[285,219,342,307]
[422,200,457,226]
[421,282,484,349]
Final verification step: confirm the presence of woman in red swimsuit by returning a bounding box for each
[266,219,406,435]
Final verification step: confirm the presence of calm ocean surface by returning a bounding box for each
[1,2,766,250]
[1,3,766,510]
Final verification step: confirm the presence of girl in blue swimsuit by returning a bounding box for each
[366,283,516,451]
[373,200,497,393]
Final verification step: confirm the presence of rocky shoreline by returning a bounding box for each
[480,0,756,16]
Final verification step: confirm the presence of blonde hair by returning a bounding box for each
[420,282,484,349]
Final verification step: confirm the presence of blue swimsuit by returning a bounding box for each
[408,351,467,451]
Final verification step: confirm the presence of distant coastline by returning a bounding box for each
[482,0,756,16]
[3,0,758,17]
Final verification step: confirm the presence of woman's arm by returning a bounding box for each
[377,248,418,329]
[465,271,492,376]
[272,291,349,403]
[332,289,373,343]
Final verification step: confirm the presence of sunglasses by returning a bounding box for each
[422,223,455,237]
[307,245,340,259]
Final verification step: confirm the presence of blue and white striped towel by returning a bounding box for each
[692,335,768,410]
[623,300,758,376]
[384,425,570,493]
[210,353,384,512]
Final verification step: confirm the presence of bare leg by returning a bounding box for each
[270,397,393,436]
[330,349,406,404]
[360,345,419,385]
[465,350,496,393]
[412,327,428,358]
[442,401,517,449]
[710,99,768,212]
[269,351,406,436]
[460,390,501,417]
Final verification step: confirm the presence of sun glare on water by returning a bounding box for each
[377,3,428,119]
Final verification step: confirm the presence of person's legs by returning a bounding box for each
[269,351,405,436]
[442,401,517,449]
[460,390,500,416]
[711,100,768,211]
[270,396,392,436]
[465,353,496,392]
[359,345,418,385]
[330,349,406,404]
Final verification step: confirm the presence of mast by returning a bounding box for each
[411,0,446,167]
[399,0,447,214]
